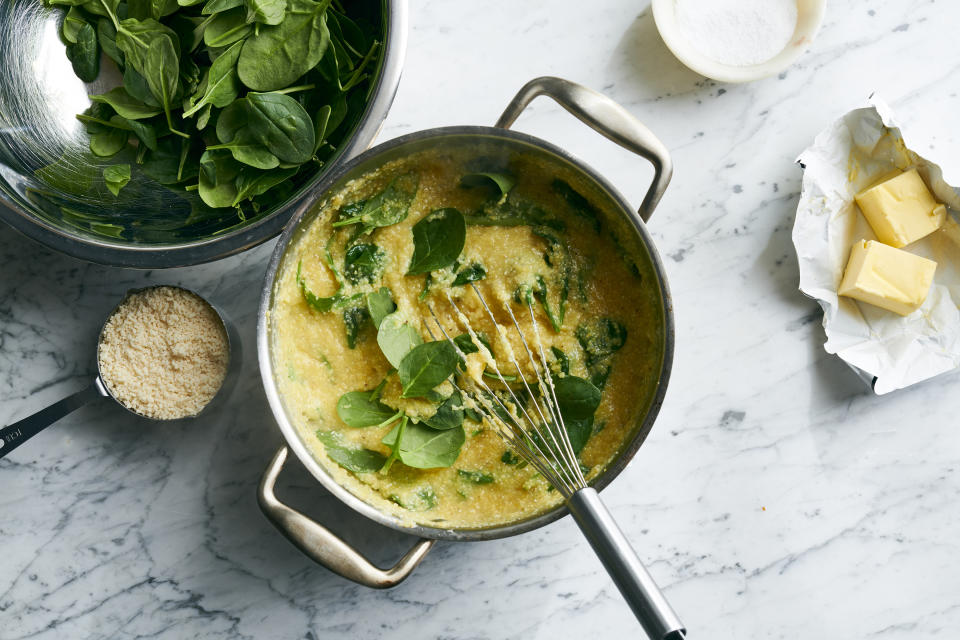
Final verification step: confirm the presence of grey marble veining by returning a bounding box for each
[4,1,960,638]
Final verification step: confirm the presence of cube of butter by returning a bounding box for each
[838,240,937,316]
[854,169,946,247]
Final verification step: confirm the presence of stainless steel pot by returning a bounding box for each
[0,0,406,268]
[256,77,675,588]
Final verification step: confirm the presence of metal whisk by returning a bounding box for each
[423,284,686,640]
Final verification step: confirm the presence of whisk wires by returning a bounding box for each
[423,284,587,499]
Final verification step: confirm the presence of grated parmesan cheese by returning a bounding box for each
[97,286,229,420]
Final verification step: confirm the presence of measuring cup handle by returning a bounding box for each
[495,76,673,223]
[0,379,108,459]
[258,447,435,588]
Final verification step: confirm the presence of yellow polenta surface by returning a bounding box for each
[269,144,664,529]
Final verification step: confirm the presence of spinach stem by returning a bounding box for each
[76,114,130,131]
[342,41,380,92]
[190,15,216,53]
[99,0,120,31]
[272,84,316,95]
[372,410,403,431]
[371,376,390,401]
[379,415,407,474]
[331,215,361,227]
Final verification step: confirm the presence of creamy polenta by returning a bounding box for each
[269,142,664,529]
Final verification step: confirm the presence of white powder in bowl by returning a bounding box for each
[97,286,230,420]
[674,0,798,67]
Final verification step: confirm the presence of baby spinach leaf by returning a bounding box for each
[167,13,206,53]
[123,65,161,108]
[376,312,422,369]
[563,417,594,456]
[244,0,285,24]
[332,172,418,232]
[316,430,386,473]
[452,263,486,286]
[398,341,458,398]
[61,7,88,44]
[197,148,242,207]
[337,389,401,428]
[553,376,601,420]
[202,0,243,13]
[237,0,332,92]
[182,39,242,117]
[148,0,180,18]
[337,199,365,222]
[214,92,315,165]
[533,274,567,332]
[424,391,465,431]
[65,22,99,82]
[576,318,626,389]
[343,243,385,284]
[232,166,296,207]
[91,87,163,120]
[576,318,627,365]
[453,333,479,355]
[103,164,131,196]
[144,34,188,138]
[296,259,344,312]
[325,91,348,136]
[343,303,368,349]
[203,7,252,47]
[366,287,395,329]
[327,8,368,55]
[312,104,332,154]
[97,18,124,65]
[382,421,465,469]
[211,139,280,170]
[127,0,179,19]
[457,469,494,484]
[89,127,129,157]
[460,171,515,201]
[554,375,602,455]
[142,136,197,184]
[407,208,466,275]
[115,18,180,80]
[195,103,213,130]
[553,178,601,232]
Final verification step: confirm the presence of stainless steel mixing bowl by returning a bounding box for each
[0,0,406,267]
[256,77,676,588]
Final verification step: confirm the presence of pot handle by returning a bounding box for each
[495,76,673,223]
[257,447,435,588]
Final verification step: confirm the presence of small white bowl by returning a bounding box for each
[651,0,826,83]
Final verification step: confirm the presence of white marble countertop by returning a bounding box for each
[4,1,960,638]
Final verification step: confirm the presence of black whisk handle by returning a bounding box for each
[567,488,686,640]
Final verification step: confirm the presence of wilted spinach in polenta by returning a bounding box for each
[271,144,664,528]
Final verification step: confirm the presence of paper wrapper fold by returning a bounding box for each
[793,96,960,394]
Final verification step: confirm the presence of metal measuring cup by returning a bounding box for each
[0,285,240,459]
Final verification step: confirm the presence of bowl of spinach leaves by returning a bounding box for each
[0,0,406,267]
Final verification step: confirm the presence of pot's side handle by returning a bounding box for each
[495,76,673,223]
[258,447,435,588]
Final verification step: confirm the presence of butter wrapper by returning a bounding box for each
[793,96,960,394]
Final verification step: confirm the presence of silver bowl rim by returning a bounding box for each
[0,0,408,269]
[257,125,675,542]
